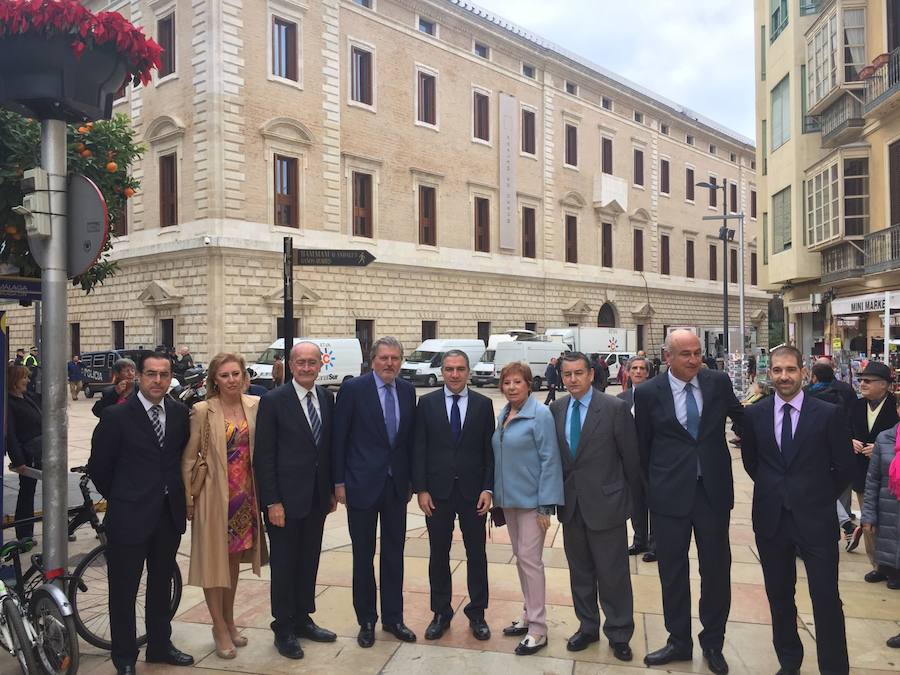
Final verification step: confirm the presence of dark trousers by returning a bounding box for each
[562,505,634,643]
[544,384,557,405]
[265,497,327,638]
[14,474,37,539]
[106,505,180,669]
[425,482,488,620]
[756,509,849,675]
[347,477,407,625]
[630,488,654,552]
[651,481,731,651]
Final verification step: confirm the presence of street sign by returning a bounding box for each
[28,174,109,278]
[0,275,41,302]
[295,249,376,267]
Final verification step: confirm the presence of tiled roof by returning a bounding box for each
[447,0,755,149]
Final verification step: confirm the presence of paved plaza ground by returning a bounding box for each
[2,385,900,674]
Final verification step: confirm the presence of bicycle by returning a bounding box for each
[5,465,183,651]
[0,540,40,673]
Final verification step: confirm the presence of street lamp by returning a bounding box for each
[698,179,733,354]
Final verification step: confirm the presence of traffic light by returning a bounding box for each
[13,168,52,238]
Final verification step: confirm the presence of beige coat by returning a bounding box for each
[181,395,268,588]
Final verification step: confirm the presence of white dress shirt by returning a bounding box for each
[667,370,703,431]
[137,391,166,436]
[292,379,320,430]
[444,386,469,425]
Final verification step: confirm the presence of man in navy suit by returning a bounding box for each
[741,345,853,675]
[333,336,417,647]
[255,341,338,660]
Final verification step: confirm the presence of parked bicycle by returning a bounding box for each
[0,539,40,673]
[4,465,182,651]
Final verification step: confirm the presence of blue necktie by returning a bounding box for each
[684,382,700,440]
[384,383,398,446]
[569,399,581,457]
[450,394,461,442]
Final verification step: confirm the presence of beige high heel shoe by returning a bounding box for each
[212,628,237,659]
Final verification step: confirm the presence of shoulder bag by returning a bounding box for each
[189,410,210,498]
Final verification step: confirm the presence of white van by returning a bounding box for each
[251,338,363,389]
[595,351,636,385]
[472,340,564,389]
[399,339,486,387]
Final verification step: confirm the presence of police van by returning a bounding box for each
[79,349,151,398]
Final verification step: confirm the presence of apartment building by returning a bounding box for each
[6,0,768,361]
[756,0,900,357]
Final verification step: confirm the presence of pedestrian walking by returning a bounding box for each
[543,357,559,404]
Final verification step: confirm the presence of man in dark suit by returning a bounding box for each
[617,356,655,562]
[551,353,642,662]
[849,361,898,579]
[634,329,742,674]
[740,345,853,675]
[255,341,338,659]
[88,352,193,675]
[412,350,494,641]
[333,336,417,647]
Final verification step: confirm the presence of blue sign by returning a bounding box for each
[0,276,41,302]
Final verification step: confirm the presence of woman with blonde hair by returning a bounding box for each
[182,352,268,658]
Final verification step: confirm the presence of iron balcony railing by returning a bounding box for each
[865,224,900,273]
[865,46,900,114]
[820,242,864,283]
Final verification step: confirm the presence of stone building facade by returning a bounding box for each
[6,0,769,362]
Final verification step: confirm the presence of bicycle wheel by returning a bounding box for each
[68,544,183,650]
[3,596,39,674]
[30,587,79,675]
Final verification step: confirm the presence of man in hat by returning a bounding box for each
[850,361,898,582]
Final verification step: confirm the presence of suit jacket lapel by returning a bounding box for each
[577,395,604,456]
[367,374,391,446]
[698,369,715,435]
[786,396,812,466]
[659,375,693,442]
[132,395,161,448]
[553,396,573,465]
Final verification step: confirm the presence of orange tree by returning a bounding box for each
[0,110,143,292]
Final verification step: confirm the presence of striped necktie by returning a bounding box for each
[150,404,164,447]
[306,391,322,445]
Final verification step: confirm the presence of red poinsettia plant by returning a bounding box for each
[0,0,162,86]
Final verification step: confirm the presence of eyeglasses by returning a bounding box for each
[142,371,172,380]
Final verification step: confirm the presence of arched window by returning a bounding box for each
[598,302,617,327]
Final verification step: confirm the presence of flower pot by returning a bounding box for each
[0,34,128,122]
[859,65,876,80]
[874,52,891,68]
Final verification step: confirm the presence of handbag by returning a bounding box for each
[189,413,210,498]
[489,506,505,528]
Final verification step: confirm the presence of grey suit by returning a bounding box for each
[550,391,643,642]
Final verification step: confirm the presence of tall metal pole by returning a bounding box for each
[40,119,68,580]
[885,290,891,364]
[738,213,746,355]
[283,236,294,357]
[722,180,729,354]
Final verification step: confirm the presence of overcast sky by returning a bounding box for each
[468,0,756,142]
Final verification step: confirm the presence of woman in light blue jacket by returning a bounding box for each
[492,361,564,656]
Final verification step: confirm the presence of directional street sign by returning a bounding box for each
[295,248,376,267]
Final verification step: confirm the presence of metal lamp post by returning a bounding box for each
[698,179,734,355]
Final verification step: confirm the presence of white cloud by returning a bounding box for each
[466,0,756,141]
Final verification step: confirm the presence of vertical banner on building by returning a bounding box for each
[499,93,518,251]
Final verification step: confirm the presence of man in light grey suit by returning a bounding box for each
[550,352,643,662]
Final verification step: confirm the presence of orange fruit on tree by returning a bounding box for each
[80,149,93,158]
[77,126,88,134]
[106,161,118,173]
[124,187,135,198]
[75,142,85,152]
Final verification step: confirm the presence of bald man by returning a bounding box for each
[634,330,743,674]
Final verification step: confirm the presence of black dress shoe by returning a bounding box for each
[383,622,416,642]
[866,569,888,583]
[297,620,337,642]
[470,618,491,641]
[627,543,647,555]
[611,641,633,661]
[273,634,304,660]
[642,550,657,563]
[116,666,136,675]
[502,619,529,636]
[703,648,729,674]
[145,644,195,666]
[644,643,693,666]
[358,622,375,648]
[515,635,547,655]
[888,634,900,648]
[425,614,452,640]
[566,631,600,652]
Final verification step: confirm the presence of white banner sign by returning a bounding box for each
[499,93,518,251]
